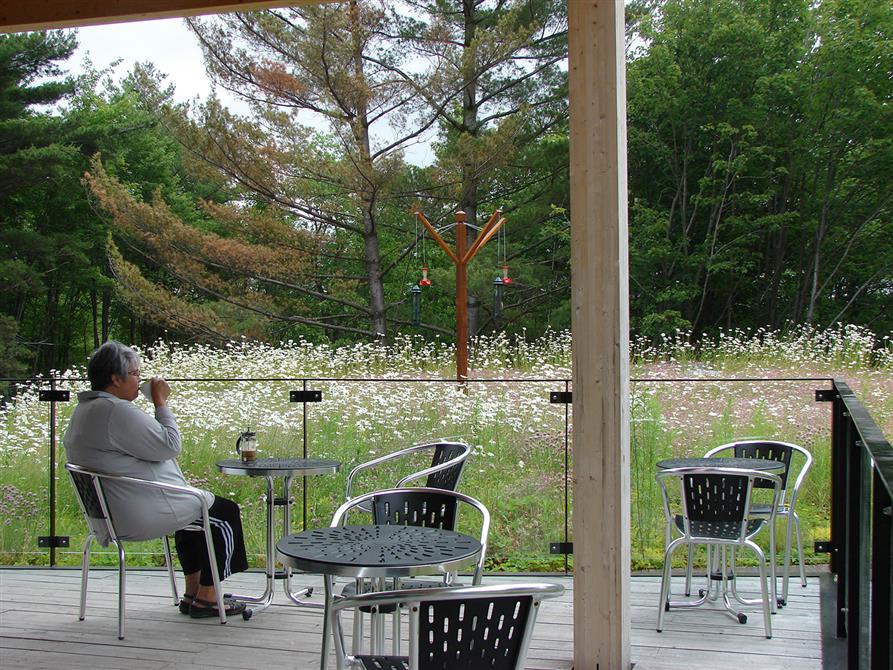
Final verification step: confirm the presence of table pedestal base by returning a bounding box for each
[667,544,779,624]
[226,475,322,618]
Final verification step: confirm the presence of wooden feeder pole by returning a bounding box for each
[414,208,506,381]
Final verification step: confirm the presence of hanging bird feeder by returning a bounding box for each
[410,284,422,325]
[493,276,504,325]
[498,220,512,284]
[419,266,432,287]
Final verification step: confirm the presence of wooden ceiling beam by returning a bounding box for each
[0,1,327,33]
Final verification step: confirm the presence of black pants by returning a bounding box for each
[174,496,248,587]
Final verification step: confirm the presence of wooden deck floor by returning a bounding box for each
[0,568,839,669]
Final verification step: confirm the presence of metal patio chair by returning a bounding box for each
[330,582,564,670]
[65,463,227,639]
[332,487,490,655]
[344,441,471,510]
[656,466,781,638]
[705,439,813,604]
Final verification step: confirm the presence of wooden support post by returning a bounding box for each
[455,211,469,381]
[568,0,631,668]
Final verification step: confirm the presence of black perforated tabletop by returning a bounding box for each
[277,524,482,579]
[216,457,340,477]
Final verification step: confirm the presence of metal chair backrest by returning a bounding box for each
[706,440,812,506]
[331,582,564,670]
[682,469,751,524]
[658,466,781,543]
[417,442,468,491]
[66,464,118,543]
[332,487,490,584]
[417,593,532,669]
[370,488,460,530]
[346,441,471,505]
[732,441,793,489]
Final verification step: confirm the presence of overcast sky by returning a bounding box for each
[63,17,434,165]
[67,18,223,106]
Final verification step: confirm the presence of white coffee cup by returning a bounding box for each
[140,379,153,400]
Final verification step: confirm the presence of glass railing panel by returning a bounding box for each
[309,378,570,572]
[0,378,53,566]
[629,377,832,572]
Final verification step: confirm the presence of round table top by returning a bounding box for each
[277,524,482,578]
[216,457,341,477]
[656,457,784,473]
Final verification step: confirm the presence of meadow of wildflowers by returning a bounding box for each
[1,325,890,572]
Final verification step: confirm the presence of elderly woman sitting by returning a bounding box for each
[63,340,248,618]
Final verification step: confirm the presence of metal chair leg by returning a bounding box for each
[162,536,179,605]
[794,512,807,586]
[114,540,126,640]
[392,600,401,655]
[657,540,682,632]
[79,533,94,621]
[750,541,772,639]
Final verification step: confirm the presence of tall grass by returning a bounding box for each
[0,325,889,571]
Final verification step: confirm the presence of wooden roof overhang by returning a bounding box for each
[0,2,631,667]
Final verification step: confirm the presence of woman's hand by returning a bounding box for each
[150,377,172,407]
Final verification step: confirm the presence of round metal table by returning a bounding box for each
[216,457,340,617]
[277,524,482,670]
[655,456,786,620]
[656,457,785,472]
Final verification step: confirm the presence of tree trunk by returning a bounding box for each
[460,0,479,244]
[101,290,110,343]
[90,288,100,349]
[350,0,386,340]
[362,221,387,339]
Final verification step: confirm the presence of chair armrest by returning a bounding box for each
[331,581,564,615]
[66,464,212,517]
[394,448,469,488]
[108,474,212,514]
[345,442,469,500]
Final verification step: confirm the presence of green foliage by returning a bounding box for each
[0,315,29,379]
[627,0,893,341]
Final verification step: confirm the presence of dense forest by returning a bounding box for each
[0,0,890,376]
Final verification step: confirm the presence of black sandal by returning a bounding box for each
[180,592,235,615]
[189,596,246,618]
[179,593,196,615]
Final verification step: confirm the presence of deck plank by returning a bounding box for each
[0,569,835,669]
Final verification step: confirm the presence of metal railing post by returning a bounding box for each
[48,375,57,567]
[832,379,893,670]
[870,471,891,670]
[302,378,308,531]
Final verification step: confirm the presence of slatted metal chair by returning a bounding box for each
[656,466,781,638]
[65,463,227,639]
[330,582,564,670]
[344,441,471,511]
[333,487,490,655]
[705,439,813,604]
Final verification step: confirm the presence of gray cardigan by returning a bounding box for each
[63,391,214,545]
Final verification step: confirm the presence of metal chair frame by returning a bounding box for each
[344,441,471,508]
[65,463,227,639]
[705,439,812,603]
[330,582,564,670]
[656,466,781,638]
[332,487,490,656]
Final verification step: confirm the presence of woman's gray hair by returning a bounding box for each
[87,341,141,391]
